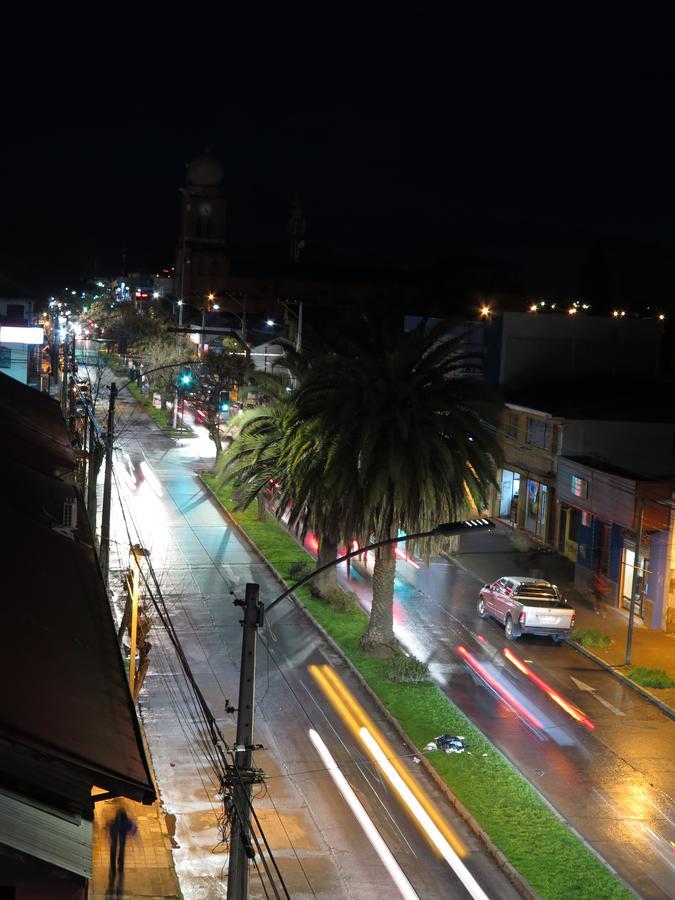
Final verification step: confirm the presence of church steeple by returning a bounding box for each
[176,150,228,306]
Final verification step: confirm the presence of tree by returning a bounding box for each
[196,338,249,460]
[292,316,503,656]
[136,336,192,411]
[214,373,289,518]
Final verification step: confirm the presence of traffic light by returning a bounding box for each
[219,389,231,413]
[180,370,193,387]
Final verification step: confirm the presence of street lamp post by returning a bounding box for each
[225,517,494,899]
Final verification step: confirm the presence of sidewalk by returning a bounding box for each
[445,523,675,715]
[90,795,182,899]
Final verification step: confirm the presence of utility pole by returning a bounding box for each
[60,339,69,410]
[173,295,185,426]
[625,496,645,666]
[226,583,265,900]
[128,545,150,700]
[99,382,117,584]
[295,300,303,353]
[87,412,98,532]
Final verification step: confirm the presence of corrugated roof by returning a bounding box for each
[1,512,155,803]
[0,371,76,474]
[0,787,92,879]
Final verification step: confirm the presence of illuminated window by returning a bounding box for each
[571,475,588,498]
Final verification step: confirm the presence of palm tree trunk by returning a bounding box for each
[256,493,266,521]
[315,534,338,596]
[361,542,398,656]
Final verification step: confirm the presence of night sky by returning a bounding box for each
[2,2,675,302]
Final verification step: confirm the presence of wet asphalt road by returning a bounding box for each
[106,397,521,900]
[342,554,675,900]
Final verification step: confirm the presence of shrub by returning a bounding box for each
[387,652,430,684]
[570,627,612,649]
[288,560,315,582]
[323,587,359,613]
[627,667,675,689]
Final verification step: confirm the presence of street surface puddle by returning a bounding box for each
[165,812,180,848]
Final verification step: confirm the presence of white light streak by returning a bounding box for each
[360,727,491,900]
[139,460,163,497]
[308,729,419,900]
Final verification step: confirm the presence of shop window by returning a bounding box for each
[526,417,550,449]
[0,347,10,368]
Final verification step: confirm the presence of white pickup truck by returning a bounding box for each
[477,576,576,643]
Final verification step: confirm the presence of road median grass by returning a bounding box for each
[125,383,196,438]
[204,474,631,900]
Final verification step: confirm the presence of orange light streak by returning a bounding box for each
[456,646,545,731]
[502,648,595,731]
[308,664,466,856]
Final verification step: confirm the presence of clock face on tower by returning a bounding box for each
[199,202,212,217]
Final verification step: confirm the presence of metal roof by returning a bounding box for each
[0,787,92,879]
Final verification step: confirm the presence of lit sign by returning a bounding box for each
[0,326,44,345]
[571,475,588,498]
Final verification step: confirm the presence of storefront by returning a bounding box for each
[499,469,520,523]
[524,478,548,541]
[619,544,648,618]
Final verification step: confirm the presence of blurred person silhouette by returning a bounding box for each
[106,803,137,896]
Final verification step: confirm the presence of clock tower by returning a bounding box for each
[176,150,229,309]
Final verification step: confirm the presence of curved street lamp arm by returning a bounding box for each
[264,518,493,614]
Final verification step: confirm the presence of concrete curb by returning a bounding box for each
[441,550,675,722]
[199,476,540,899]
[566,642,675,722]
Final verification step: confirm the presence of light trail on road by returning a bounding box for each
[502,647,595,731]
[309,663,466,856]
[308,728,421,900]
[359,728,491,900]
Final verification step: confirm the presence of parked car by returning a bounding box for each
[477,577,575,643]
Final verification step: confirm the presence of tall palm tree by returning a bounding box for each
[214,374,289,520]
[292,316,503,655]
[215,366,345,594]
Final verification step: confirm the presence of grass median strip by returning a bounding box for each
[204,475,631,900]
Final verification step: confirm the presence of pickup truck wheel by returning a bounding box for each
[505,616,519,640]
[552,635,565,644]
[477,598,488,619]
